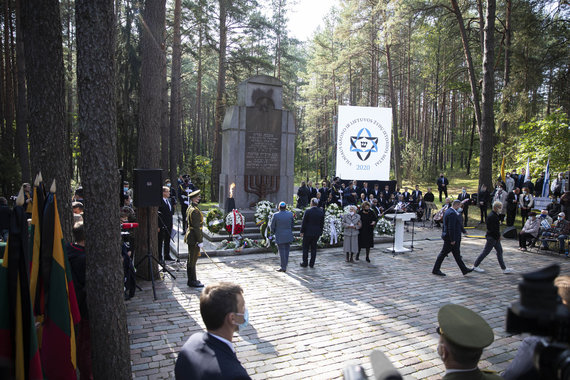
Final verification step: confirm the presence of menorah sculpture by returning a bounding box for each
[244,175,280,206]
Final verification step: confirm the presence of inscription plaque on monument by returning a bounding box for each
[244,107,282,176]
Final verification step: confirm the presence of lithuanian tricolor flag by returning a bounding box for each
[39,183,81,380]
[0,190,43,379]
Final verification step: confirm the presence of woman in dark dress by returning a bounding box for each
[357,201,378,262]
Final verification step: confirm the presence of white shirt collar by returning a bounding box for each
[445,367,478,375]
[207,332,235,353]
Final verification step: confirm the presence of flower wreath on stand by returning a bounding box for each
[205,207,225,234]
[225,209,245,236]
[255,201,275,249]
[319,203,344,247]
[375,216,394,236]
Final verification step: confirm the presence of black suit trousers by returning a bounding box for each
[302,236,319,267]
[433,240,470,274]
[158,228,171,260]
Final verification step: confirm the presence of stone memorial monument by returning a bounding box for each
[219,75,295,209]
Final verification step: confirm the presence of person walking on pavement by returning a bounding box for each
[472,201,514,274]
[357,201,377,262]
[270,202,295,272]
[184,190,204,288]
[432,200,473,276]
[342,205,361,263]
[300,198,325,268]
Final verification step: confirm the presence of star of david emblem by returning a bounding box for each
[350,128,378,161]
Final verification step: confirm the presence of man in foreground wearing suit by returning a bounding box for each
[300,198,325,268]
[175,282,251,380]
[270,201,295,272]
[432,200,473,276]
[158,186,175,262]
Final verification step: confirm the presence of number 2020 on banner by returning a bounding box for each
[356,165,370,171]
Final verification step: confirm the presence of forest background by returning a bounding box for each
[0,0,568,376]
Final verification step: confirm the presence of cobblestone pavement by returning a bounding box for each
[127,225,570,379]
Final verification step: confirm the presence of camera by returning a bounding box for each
[506,264,570,380]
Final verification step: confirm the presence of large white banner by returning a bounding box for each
[336,106,392,180]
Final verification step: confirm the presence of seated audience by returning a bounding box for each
[540,212,570,254]
[518,212,539,251]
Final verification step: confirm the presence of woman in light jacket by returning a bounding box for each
[519,212,539,251]
[342,205,361,262]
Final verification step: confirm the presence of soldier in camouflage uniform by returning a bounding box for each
[184,190,204,288]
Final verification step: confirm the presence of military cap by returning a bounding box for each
[437,304,494,349]
[189,189,201,199]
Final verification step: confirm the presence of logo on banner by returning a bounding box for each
[350,128,378,161]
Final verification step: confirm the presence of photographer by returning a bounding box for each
[502,275,570,380]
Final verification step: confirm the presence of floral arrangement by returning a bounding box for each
[319,203,344,247]
[255,200,275,249]
[225,209,245,235]
[220,237,262,252]
[205,207,225,234]
[375,217,394,235]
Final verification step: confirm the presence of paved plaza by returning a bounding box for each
[127,225,570,379]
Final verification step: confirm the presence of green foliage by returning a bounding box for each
[517,109,570,175]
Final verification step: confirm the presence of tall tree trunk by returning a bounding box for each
[160,7,168,172]
[22,0,72,240]
[212,0,228,202]
[76,0,132,377]
[137,0,165,280]
[480,0,496,189]
[4,0,15,154]
[15,0,30,183]
[450,0,482,132]
[500,0,511,143]
[386,44,402,186]
[192,26,203,174]
[169,0,182,182]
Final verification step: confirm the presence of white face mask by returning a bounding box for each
[349,211,355,216]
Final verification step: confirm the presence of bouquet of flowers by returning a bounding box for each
[205,207,225,234]
[319,203,344,246]
[220,237,262,252]
[375,217,394,235]
[255,201,276,249]
[225,209,245,235]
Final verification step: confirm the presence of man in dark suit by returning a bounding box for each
[457,187,471,227]
[318,181,329,208]
[505,188,520,227]
[307,181,318,200]
[360,181,371,199]
[175,282,251,380]
[300,198,325,268]
[432,200,473,276]
[158,186,174,262]
[402,187,411,202]
[382,184,391,200]
[372,183,381,198]
[412,185,422,203]
[437,173,449,202]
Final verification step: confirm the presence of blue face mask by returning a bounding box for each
[123,187,128,192]
[235,308,249,330]
[457,207,463,213]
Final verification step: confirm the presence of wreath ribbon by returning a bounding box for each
[329,218,338,245]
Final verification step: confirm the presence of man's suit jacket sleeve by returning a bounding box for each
[319,209,325,234]
[300,212,307,234]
